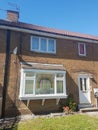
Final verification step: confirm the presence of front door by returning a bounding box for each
[78,75,91,104]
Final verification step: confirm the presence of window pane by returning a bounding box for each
[25,80,34,94]
[26,72,34,77]
[80,78,83,91]
[32,37,39,50]
[57,81,63,93]
[36,74,54,94]
[40,38,47,52]
[48,39,55,52]
[57,73,63,77]
[84,78,87,91]
[79,43,85,54]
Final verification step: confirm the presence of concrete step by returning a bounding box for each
[80,107,98,113]
[78,103,94,109]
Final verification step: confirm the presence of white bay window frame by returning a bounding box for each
[55,73,65,94]
[19,69,67,100]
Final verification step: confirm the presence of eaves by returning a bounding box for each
[0,24,98,44]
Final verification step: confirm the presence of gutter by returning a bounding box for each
[0,25,98,44]
[1,30,11,118]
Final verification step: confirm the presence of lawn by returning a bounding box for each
[2,114,98,130]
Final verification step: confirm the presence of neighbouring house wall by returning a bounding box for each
[1,30,98,117]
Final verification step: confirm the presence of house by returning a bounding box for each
[0,10,98,118]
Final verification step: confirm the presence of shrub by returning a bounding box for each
[66,93,77,112]
[59,93,77,113]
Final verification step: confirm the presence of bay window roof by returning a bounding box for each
[21,62,66,71]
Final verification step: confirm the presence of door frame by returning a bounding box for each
[78,74,91,104]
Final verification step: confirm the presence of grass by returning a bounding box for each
[2,114,98,130]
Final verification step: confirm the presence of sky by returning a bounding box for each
[0,0,98,36]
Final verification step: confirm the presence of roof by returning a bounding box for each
[21,62,66,71]
[0,19,98,41]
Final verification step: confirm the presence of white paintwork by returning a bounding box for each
[20,68,66,74]
[78,42,86,56]
[21,62,64,67]
[78,74,91,104]
[19,94,67,100]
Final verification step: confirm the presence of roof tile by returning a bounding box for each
[0,19,98,41]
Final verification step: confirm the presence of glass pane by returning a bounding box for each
[36,74,54,94]
[40,38,47,52]
[79,43,85,54]
[26,72,34,77]
[84,78,87,91]
[57,73,63,77]
[32,37,39,50]
[57,81,63,93]
[80,78,83,91]
[25,80,34,94]
[48,39,55,52]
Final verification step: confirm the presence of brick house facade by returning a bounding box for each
[0,10,98,117]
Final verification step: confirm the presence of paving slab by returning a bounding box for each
[82,111,98,118]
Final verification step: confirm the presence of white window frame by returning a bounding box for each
[78,43,86,56]
[23,72,36,96]
[19,69,67,100]
[31,36,56,54]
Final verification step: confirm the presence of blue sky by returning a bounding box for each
[0,0,98,36]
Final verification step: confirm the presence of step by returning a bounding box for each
[78,103,94,109]
[80,107,98,113]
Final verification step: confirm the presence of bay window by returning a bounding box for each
[19,69,66,100]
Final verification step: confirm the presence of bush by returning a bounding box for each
[66,94,77,112]
[60,93,77,113]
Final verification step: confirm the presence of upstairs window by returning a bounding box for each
[31,36,56,54]
[78,43,86,56]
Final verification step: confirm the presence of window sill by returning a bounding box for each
[30,50,56,55]
[78,54,86,57]
[19,94,67,100]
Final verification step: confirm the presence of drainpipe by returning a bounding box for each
[1,30,11,118]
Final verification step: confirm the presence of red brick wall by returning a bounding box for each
[1,30,98,117]
[7,11,19,22]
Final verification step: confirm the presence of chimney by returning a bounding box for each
[6,10,19,22]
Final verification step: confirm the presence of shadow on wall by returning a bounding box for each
[20,71,80,115]
[65,71,97,107]
[66,72,79,104]
[59,71,79,110]
[22,99,61,115]
[0,92,21,130]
